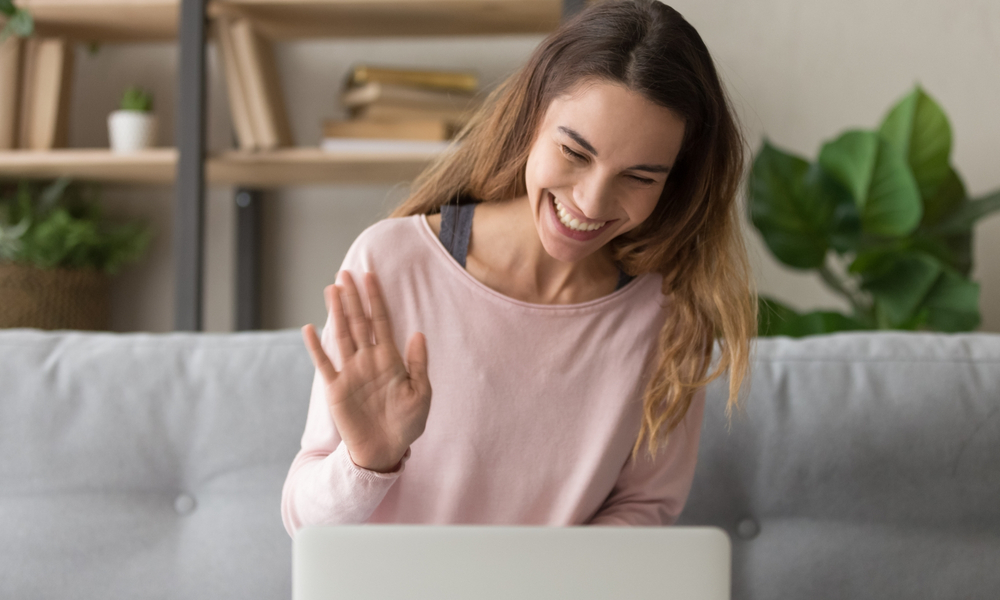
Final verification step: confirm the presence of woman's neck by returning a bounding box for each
[464,197,620,305]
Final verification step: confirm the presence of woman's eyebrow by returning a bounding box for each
[558,126,599,156]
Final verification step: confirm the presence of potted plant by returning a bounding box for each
[0,0,33,43]
[0,177,150,330]
[107,86,157,153]
[749,85,1000,337]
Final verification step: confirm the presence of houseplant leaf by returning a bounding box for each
[818,130,923,237]
[930,188,1000,236]
[920,268,980,332]
[860,251,942,327]
[878,86,952,202]
[749,141,837,268]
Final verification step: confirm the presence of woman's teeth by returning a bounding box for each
[553,198,606,232]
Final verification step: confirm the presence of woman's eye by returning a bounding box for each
[561,145,586,161]
[628,174,655,185]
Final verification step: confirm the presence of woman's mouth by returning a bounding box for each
[548,193,611,241]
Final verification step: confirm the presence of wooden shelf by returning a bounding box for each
[208,147,439,185]
[18,0,179,42]
[207,0,560,40]
[0,147,441,185]
[0,148,177,183]
[13,0,562,42]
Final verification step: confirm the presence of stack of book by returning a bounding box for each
[215,17,295,151]
[321,65,480,153]
[0,35,75,151]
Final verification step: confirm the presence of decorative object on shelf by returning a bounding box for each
[108,86,157,153]
[0,177,151,330]
[750,85,1000,337]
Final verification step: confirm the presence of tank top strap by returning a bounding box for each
[438,202,476,268]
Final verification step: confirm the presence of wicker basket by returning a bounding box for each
[0,263,111,330]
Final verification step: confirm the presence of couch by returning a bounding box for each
[1,328,998,599]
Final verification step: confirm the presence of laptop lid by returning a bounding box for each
[294,525,731,600]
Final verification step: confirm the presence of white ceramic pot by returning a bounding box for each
[107,110,157,153]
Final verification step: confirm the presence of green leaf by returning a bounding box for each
[879,86,952,202]
[773,311,868,338]
[920,166,966,228]
[749,141,837,269]
[921,269,980,332]
[818,130,923,237]
[0,7,33,40]
[862,252,942,327]
[931,187,1000,236]
[757,296,801,337]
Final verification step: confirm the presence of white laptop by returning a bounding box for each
[293,525,731,600]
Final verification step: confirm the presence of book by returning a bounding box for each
[18,37,74,150]
[341,81,477,113]
[321,118,456,141]
[215,18,257,150]
[319,138,452,154]
[229,18,294,149]
[346,65,478,93]
[0,35,21,149]
[351,103,477,127]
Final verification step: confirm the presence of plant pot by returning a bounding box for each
[107,110,157,153]
[0,263,111,330]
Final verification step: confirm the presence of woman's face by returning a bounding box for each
[524,80,686,265]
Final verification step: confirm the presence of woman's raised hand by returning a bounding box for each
[301,271,431,473]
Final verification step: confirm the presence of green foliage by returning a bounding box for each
[0,178,151,274]
[0,0,33,43]
[749,85,1000,337]
[120,86,154,112]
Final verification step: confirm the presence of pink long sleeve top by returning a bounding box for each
[281,215,705,535]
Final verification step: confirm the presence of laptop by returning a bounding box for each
[293,525,731,600]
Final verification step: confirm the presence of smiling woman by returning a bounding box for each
[282,0,756,532]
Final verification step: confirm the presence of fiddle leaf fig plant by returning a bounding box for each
[750,85,1000,336]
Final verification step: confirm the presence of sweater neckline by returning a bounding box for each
[415,214,655,313]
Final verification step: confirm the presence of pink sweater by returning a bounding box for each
[281,215,705,534]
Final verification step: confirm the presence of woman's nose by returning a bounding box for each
[572,172,614,219]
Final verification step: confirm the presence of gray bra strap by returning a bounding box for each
[439,203,475,268]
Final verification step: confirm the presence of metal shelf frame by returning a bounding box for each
[172,0,584,330]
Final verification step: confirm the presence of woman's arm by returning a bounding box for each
[588,387,706,526]
[280,363,410,536]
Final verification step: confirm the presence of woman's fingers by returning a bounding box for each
[338,271,373,349]
[302,324,338,385]
[365,272,395,348]
[326,283,356,360]
[405,332,431,400]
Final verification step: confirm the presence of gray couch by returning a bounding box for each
[1,329,998,599]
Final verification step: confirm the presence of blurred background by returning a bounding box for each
[50,0,1000,332]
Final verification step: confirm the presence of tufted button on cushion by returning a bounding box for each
[736,517,760,540]
[174,493,197,516]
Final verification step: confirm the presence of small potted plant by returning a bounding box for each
[0,177,150,330]
[107,86,157,153]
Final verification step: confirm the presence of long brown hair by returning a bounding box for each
[392,0,756,457]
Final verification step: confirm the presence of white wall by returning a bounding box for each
[66,0,1000,333]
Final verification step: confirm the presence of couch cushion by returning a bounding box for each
[0,329,312,600]
[679,332,1000,599]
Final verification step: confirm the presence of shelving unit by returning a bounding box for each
[2,0,579,330]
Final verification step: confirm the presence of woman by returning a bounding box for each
[282,0,755,532]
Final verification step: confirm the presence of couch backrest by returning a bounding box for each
[679,332,1000,600]
[0,330,313,600]
[3,330,998,600]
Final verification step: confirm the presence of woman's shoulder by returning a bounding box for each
[352,215,427,251]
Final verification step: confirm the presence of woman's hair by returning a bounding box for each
[392,0,756,458]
